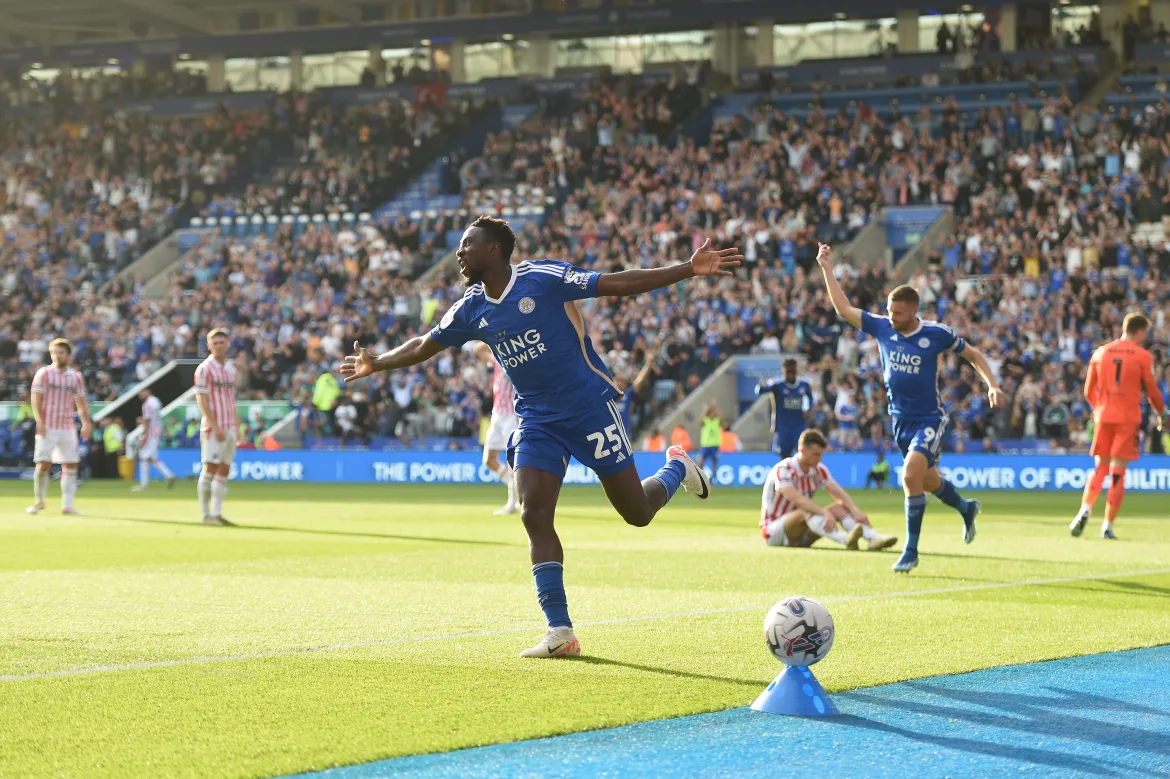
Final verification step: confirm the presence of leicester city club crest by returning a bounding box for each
[519,297,535,314]
[918,337,930,349]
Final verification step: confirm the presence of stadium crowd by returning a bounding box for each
[3,71,1170,457]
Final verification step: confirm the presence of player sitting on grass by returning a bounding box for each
[816,243,1002,573]
[1070,313,1166,540]
[760,429,897,551]
[340,215,742,659]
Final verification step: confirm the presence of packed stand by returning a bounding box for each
[255,94,491,218]
[8,73,1170,456]
[0,220,494,449]
[422,80,1170,454]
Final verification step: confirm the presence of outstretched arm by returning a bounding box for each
[958,344,1003,408]
[813,243,862,330]
[595,239,742,297]
[339,337,447,383]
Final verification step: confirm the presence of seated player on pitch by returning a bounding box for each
[760,429,898,551]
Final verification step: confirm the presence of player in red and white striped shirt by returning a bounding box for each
[131,388,175,492]
[760,429,897,550]
[477,343,519,514]
[28,339,92,516]
[194,329,239,526]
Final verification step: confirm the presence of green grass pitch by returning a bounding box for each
[1,480,1169,778]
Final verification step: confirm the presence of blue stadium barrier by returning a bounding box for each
[153,450,1170,491]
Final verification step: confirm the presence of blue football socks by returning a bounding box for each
[932,478,969,515]
[905,494,927,552]
[650,460,686,502]
[532,561,571,628]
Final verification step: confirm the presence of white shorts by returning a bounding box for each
[34,429,80,465]
[762,519,791,547]
[485,412,519,451]
[762,512,815,548]
[200,429,237,466]
[139,437,160,461]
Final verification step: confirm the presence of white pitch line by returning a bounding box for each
[3,566,1169,684]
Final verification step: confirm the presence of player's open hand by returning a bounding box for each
[690,238,743,277]
[340,342,376,383]
[815,243,834,270]
[987,387,1002,408]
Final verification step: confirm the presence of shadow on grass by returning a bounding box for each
[85,515,519,547]
[568,656,763,687]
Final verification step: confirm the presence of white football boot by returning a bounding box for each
[519,627,581,658]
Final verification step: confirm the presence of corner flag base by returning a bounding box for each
[751,665,839,716]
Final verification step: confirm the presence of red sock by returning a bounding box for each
[1082,463,1109,507]
[1105,469,1126,524]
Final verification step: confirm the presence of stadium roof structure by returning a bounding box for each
[0,0,987,59]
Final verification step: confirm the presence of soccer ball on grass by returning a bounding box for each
[763,596,834,666]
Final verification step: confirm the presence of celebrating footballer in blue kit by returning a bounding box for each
[339,215,743,657]
[815,243,1003,573]
[756,357,813,458]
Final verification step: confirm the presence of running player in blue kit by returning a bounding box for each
[339,215,743,656]
[815,243,1002,573]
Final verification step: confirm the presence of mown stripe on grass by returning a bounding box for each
[3,566,1168,683]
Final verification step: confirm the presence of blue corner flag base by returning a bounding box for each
[751,665,839,717]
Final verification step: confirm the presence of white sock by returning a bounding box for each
[60,470,76,511]
[139,461,150,488]
[501,464,515,507]
[840,514,880,541]
[1079,503,1092,516]
[211,477,227,517]
[155,460,174,479]
[806,514,848,545]
[198,469,213,517]
[33,469,49,504]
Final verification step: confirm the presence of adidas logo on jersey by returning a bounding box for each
[615,453,626,463]
[478,318,490,329]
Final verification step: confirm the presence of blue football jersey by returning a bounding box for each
[428,260,620,423]
[860,312,967,420]
[756,378,812,434]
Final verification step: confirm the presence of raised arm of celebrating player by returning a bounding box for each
[813,243,862,329]
[594,238,742,297]
[631,353,656,396]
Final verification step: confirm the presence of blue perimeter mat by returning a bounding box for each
[290,645,1170,778]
